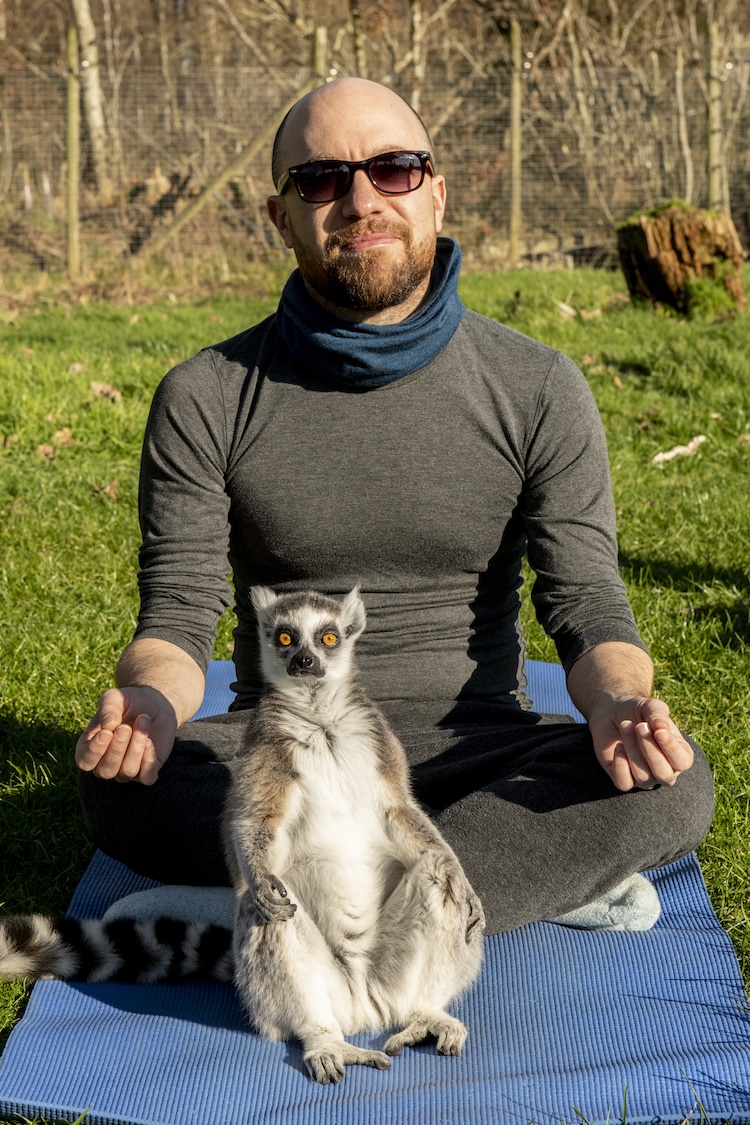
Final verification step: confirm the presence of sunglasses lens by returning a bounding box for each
[288,152,430,202]
[369,152,425,193]
[294,162,350,203]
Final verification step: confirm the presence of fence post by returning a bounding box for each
[67,23,81,281]
[508,15,522,267]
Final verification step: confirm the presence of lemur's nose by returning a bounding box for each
[288,647,321,676]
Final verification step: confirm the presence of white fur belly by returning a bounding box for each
[276,729,395,938]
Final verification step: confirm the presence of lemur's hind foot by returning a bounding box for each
[304,1036,392,1084]
[384,1010,468,1057]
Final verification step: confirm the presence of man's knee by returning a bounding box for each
[655,736,714,860]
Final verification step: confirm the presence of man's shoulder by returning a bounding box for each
[196,311,279,374]
[458,308,559,362]
[447,309,591,413]
[204,311,278,366]
[158,312,278,394]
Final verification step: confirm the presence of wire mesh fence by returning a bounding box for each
[2,56,749,275]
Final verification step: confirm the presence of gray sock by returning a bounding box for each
[102,885,235,930]
[548,873,661,931]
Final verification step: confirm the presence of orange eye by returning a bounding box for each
[277,631,293,647]
[321,632,338,647]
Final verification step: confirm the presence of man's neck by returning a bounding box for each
[303,274,433,325]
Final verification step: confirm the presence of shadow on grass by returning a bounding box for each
[619,553,750,650]
[0,715,92,917]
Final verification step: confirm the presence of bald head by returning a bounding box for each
[271,78,433,189]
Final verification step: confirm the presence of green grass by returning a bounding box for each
[0,264,748,1124]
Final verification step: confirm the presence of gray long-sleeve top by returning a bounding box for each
[135,309,645,722]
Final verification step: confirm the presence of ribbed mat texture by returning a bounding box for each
[0,662,746,1125]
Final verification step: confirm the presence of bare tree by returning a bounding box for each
[674,42,695,203]
[349,0,368,77]
[69,0,114,202]
[707,18,725,210]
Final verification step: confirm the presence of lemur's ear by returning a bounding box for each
[341,586,366,639]
[251,585,279,621]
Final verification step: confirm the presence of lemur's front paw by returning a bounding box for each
[434,856,484,941]
[255,874,297,923]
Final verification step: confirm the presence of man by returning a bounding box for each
[76,78,713,934]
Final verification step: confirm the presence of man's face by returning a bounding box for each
[267,80,447,323]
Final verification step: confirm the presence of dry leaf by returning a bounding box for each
[93,479,119,500]
[738,434,750,445]
[129,314,140,326]
[37,444,56,460]
[652,435,707,464]
[2,433,19,448]
[52,426,76,447]
[579,308,601,320]
[90,381,123,403]
[68,362,87,374]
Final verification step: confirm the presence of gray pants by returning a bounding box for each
[78,708,714,934]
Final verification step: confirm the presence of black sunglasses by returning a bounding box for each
[277,150,434,204]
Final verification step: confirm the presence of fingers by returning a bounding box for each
[593,698,694,793]
[605,720,693,793]
[618,719,680,788]
[76,714,159,784]
[75,687,171,785]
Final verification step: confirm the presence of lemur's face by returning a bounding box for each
[251,588,366,691]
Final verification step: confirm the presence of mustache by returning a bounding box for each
[325,218,411,252]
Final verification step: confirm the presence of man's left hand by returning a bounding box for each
[588,696,694,792]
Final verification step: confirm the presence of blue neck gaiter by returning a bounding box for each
[275,236,465,389]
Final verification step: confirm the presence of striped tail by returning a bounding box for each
[0,915,233,984]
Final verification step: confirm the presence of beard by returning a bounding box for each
[294,218,437,313]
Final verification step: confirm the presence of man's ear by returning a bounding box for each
[431,174,447,234]
[267,195,295,249]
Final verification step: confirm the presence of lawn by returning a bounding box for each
[0,262,748,1123]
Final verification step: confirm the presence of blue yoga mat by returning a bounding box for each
[193,657,588,724]
[0,662,747,1125]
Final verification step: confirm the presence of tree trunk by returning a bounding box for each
[67,24,81,279]
[617,204,746,314]
[349,0,368,79]
[408,0,425,114]
[708,20,726,213]
[314,26,328,83]
[69,0,113,204]
[675,45,694,205]
[508,15,522,268]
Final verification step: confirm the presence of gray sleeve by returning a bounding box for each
[522,351,647,672]
[133,353,233,673]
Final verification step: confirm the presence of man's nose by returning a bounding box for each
[341,168,384,217]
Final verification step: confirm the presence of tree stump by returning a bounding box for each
[617,204,746,315]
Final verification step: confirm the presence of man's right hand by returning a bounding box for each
[75,686,178,786]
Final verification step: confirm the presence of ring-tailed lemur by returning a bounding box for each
[0,587,484,1084]
[223,586,484,1082]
